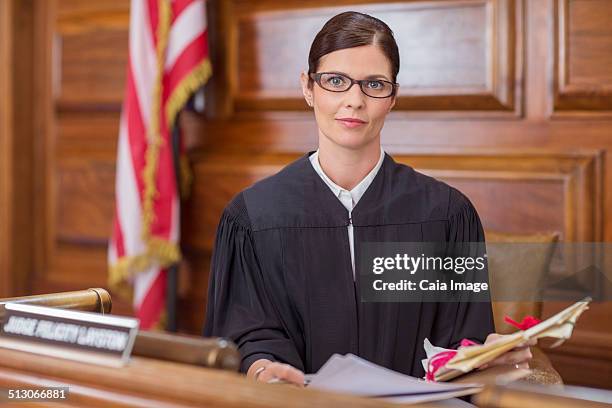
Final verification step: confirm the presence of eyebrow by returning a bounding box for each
[328,71,391,81]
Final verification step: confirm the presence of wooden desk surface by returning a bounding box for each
[0,347,448,408]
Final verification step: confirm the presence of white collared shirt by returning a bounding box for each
[309,147,385,278]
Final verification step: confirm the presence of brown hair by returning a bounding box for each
[308,11,400,85]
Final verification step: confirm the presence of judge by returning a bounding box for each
[203,11,535,386]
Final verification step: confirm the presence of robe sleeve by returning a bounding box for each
[437,188,495,349]
[203,194,303,373]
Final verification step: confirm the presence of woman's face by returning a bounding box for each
[301,44,397,151]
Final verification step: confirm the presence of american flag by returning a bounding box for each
[108,0,211,329]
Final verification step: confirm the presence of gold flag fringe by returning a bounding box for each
[141,0,171,246]
[108,238,180,301]
[166,58,212,130]
[166,59,212,199]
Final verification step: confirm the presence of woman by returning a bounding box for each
[203,11,534,386]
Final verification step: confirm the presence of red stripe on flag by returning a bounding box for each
[162,31,208,103]
[125,60,147,202]
[150,126,176,240]
[147,0,159,46]
[171,0,196,23]
[137,269,167,329]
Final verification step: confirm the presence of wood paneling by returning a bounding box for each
[57,28,128,110]
[56,158,115,245]
[553,0,612,115]
[414,152,603,243]
[57,112,120,153]
[0,0,36,297]
[0,0,14,297]
[232,0,522,115]
[55,1,128,111]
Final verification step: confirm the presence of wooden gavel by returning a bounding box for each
[0,288,240,371]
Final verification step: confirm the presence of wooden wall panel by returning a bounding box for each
[56,0,130,18]
[57,29,128,109]
[56,159,115,244]
[49,243,107,288]
[232,0,522,115]
[0,0,36,297]
[57,112,120,152]
[553,0,612,115]
[55,0,128,110]
[0,0,14,297]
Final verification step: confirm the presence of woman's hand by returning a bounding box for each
[247,359,305,387]
[477,333,537,370]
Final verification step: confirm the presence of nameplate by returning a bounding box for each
[0,303,139,367]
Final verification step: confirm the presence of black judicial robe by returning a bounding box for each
[203,152,495,377]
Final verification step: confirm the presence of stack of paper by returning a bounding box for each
[433,298,591,381]
[307,354,482,404]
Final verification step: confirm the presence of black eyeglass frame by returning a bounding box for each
[309,72,398,98]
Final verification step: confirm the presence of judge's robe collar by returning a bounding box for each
[242,151,451,232]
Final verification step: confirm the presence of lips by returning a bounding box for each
[336,118,367,128]
[336,118,366,123]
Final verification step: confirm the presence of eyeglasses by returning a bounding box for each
[309,72,397,98]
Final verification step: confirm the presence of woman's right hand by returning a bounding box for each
[247,359,305,387]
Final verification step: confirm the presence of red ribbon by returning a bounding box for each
[425,338,479,381]
[504,315,541,330]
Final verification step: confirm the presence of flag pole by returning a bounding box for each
[166,120,181,333]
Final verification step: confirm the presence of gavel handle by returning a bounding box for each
[133,330,240,371]
[0,288,112,320]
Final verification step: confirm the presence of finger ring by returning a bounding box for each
[254,366,267,380]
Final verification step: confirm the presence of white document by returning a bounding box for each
[307,354,481,402]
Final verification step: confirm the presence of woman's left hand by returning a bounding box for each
[476,333,537,370]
